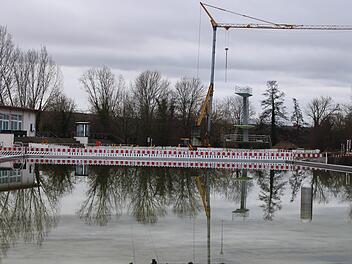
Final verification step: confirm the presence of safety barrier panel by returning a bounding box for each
[24,157,296,171]
[0,146,25,158]
[2,156,324,171]
[1,144,323,163]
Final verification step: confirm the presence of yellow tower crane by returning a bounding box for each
[197,2,352,146]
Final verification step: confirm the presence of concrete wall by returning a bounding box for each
[0,134,14,147]
[74,136,88,146]
[23,111,36,137]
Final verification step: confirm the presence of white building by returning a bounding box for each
[0,164,36,191]
[0,106,37,146]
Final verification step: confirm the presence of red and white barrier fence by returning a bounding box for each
[0,146,26,157]
[20,158,325,172]
[24,157,294,171]
[0,144,322,162]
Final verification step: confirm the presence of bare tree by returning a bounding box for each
[0,26,15,105]
[12,48,30,107]
[0,26,62,111]
[18,47,62,110]
[132,71,169,143]
[218,95,255,125]
[117,80,136,144]
[80,66,123,133]
[306,96,340,127]
[174,77,205,135]
[81,66,121,114]
[43,93,76,137]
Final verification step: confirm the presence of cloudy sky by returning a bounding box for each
[1,0,352,113]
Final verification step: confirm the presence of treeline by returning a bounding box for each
[1,25,352,150]
[76,66,352,150]
[79,67,207,146]
[256,81,352,150]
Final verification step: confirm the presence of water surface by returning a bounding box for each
[0,161,351,263]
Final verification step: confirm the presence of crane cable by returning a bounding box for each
[130,222,137,264]
[193,217,196,263]
[224,29,229,82]
[202,2,280,26]
[148,225,161,263]
[196,5,202,79]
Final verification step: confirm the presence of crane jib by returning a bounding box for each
[217,23,352,30]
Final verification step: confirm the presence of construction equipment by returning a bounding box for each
[179,137,195,150]
[199,2,352,145]
[191,84,213,147]
[195,176,210,218]
[195,175,211,264]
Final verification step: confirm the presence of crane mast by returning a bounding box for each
[198,2,352,145]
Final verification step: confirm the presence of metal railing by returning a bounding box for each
[223,134,271,143]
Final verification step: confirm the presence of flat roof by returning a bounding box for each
[0,105,38,113]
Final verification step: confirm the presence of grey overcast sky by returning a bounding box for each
[1,0,352,112]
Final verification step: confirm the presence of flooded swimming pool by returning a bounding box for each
[0,161,351,263]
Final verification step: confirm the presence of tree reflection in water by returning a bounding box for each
[171,169,201,218]
[71,165,352,223]
[289,169,309,202]
[78,166,125,226]
[37,165,352,224]
[76,166,235,225]
[0,165,59,259]
[39,164,76,197]
[257,170,287,221]
[129,167,169,224]
[0,162,351,262]
[213,170,253,204]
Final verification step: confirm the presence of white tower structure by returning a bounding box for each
[235,86,253,142]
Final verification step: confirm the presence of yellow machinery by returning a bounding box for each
[197,2,352,149]
[191,83,213,148]
[195,176,210,218]
[195,175,211,264]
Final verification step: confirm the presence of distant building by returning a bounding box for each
[0,105,37,146]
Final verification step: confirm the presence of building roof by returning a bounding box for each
[0,105,38,113]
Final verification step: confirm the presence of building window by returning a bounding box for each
[76,123,90,137]
[0,114,9,131]
[10,114,22,131]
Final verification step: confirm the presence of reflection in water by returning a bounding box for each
[39,164,76,197]
[0,160,351,262]
[0,163,58,259]
[257,170,287,221]
[232,170,251,218]
[78,166,125,226]
[172,170,200,218]
[129,167,169,224]
[301,187,313,221]
[289,169,309,202]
